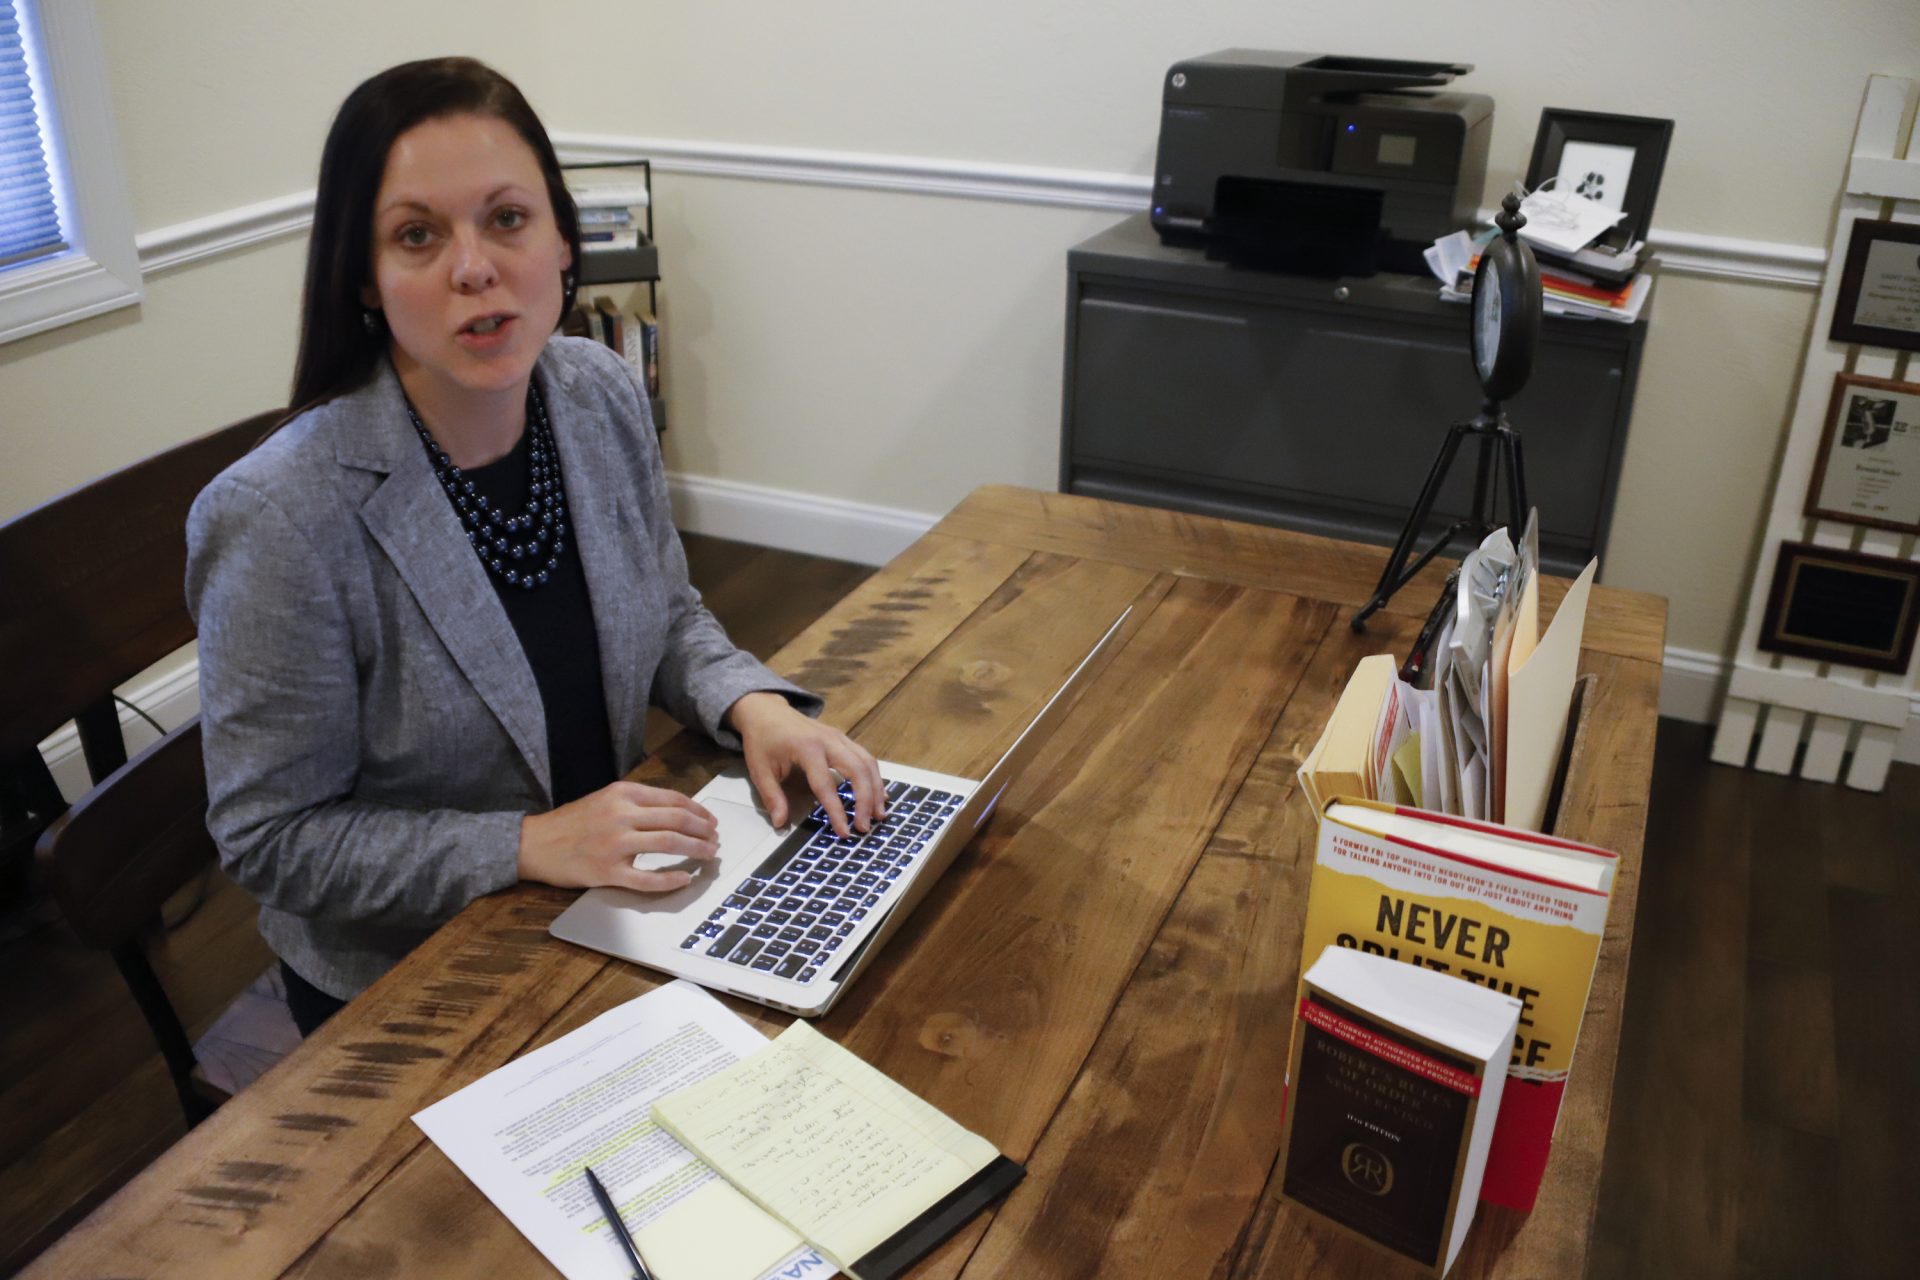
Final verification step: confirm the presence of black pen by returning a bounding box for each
[583,1165,654,1280]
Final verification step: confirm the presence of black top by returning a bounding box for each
[461,423,617,806]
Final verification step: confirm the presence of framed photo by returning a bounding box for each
[1829,219,1920,353]
[1757,541,1920,675]
[1804,372,1920,534]
[1523,109,1674,249]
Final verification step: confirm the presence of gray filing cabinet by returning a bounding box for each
[1060,214,1648,577]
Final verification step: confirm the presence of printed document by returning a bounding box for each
[414,979,835,1280]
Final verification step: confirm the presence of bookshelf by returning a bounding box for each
[564,159,664,431]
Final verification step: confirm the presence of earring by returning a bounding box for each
[362,309,381,334]
[562,271,576,292]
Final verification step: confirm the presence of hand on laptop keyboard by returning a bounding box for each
[726,691,886,838]
[679,778,964,982]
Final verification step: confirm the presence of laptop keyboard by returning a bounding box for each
[678,779,962,983]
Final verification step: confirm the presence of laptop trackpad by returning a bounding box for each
[631,798,773,875]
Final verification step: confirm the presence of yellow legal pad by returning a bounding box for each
[652,1021,1023,1280]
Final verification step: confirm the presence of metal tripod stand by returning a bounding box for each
[1350,400,1528,634]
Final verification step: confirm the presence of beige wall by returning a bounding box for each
[4,0,1917,662]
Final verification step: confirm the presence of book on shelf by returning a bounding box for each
[594,296,626,357]
[1295,797,1618,1212]
[567,301,660,412]
[582,229,643,250]
[654,1020,1024,1280]
[1280,944,1521,1276]
[634,307,661,401]
[567,179,651,210]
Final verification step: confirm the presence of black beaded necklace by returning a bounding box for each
[406,381,569,591]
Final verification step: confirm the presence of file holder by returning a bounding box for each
[1304,672,1595,835]
[1544,673,1598,838]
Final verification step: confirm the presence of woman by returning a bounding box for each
[187,58,882,1035]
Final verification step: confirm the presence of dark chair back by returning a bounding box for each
[1,410,280,1125]
[0,411,280,786]
[36,721,221,1120]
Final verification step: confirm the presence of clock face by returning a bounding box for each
[1474,271,1503,383]
[1469,233,1540,402]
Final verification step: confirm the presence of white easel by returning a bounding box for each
[1711,76,1919,791]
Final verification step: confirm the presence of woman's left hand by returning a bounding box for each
[727,691,885,838]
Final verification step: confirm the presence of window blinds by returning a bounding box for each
[0,1,66,271]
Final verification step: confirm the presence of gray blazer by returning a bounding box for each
[186,337,818,999]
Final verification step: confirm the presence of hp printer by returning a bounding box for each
[1151,51,1492,276]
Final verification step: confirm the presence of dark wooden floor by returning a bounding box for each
[1,532,1913,1277]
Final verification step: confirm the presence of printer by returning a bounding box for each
[1151,51,1492,276]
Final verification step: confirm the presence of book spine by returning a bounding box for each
[620,307,648,390]
[638,310,660,400]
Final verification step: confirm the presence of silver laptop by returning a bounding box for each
[549,608,1132,1016]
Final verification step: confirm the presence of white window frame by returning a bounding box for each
[0,0,139,345]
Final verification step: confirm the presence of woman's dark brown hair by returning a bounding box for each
[286,57,581,419]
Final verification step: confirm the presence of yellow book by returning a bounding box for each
[653,1021,1023,1280]
[1293,797,1616,1212]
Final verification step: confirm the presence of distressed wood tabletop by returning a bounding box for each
[28,486,1666,1279]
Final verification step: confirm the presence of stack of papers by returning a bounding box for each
[1427,217,1652,325]
[416,980,1023,1280]
[414,981,829,1280]
[1301,511,1596,833]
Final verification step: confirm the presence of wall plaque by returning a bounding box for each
[1830,219,1920,353]
[1804,371,1920,534]
[1757,541,1920,674]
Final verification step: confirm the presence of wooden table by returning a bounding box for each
[29,486,1666,1279]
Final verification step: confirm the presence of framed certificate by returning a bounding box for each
[1830,219,1920,353]
[1804,372,1920,535]
[1757,541,1920,675]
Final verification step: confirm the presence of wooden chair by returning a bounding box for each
[0,410,281,1126]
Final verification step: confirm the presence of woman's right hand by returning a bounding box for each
[517,781,719,892]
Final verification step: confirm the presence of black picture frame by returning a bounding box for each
[1523,109,1674,250]
[1757,541,1920,675]
[1828,219,1920,354]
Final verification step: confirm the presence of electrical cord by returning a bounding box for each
[113,693,166,738]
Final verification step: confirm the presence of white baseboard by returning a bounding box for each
[1639,643,1920,764]
[1659,645,1732,724]
[36,480,1917,795]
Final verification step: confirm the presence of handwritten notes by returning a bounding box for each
[413,981,814,1280]
[653,1021,998,1269]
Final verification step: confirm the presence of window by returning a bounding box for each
[0,0,137,344]
[1,2,65,269]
